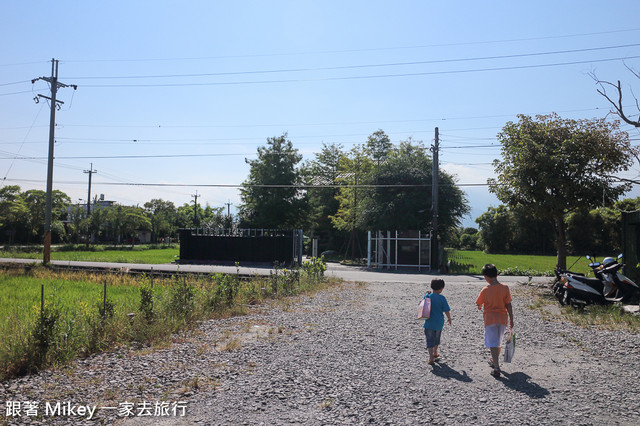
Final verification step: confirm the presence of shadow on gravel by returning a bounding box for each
[430,362,473,382]
[498,371,549,398]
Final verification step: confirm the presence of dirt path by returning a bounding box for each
[2,278,639,425]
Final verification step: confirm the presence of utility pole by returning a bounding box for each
[224,200,232,217]
[431,127,440,271]
[191,191,199,227]
[83,163,97,216]
[83,163,97,247]
[32,59,77,264]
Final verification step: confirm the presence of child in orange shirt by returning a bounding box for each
[475,264,514,378]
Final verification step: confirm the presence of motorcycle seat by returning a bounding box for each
[571,275,603,287]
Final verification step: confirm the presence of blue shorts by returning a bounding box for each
[424,328,442,348]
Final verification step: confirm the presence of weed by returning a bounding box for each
[196,344,210,356]
[0,262,336,381]
[319,399,334,409]
[139,282,154,321]
[220,338,242,352]
[302,256,326,282]
[168,277,195,319]
[523,286,640,332]
[26,303,61,373]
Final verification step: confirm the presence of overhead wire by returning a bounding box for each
[51,27,640,64]
[0,177,492,188]
[64,43,640,81]
[78,55,640,88]
[0,105,628,131]
[1,103,45,188]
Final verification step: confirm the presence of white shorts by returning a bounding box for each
[484,324,507,348]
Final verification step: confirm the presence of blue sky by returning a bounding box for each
[1,1,639,227]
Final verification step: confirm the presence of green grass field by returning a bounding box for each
[0,262,331,379]
[447,250,592,276]
[0,246,179,264]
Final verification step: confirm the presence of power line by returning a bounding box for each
[64,43,640,81]
[47,27,640,64]
[0,153,252,160]
[78,55,640,88]
[0,105,624,131]
[0,80,32,87]
[1,103,45,188]
[0,90,35,97]
[0,177,486,188]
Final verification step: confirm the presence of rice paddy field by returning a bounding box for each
[0,259,330,380]
[447,250,593,276]
[0,245,179,264]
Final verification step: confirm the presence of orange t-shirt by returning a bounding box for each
[476,283,512,326]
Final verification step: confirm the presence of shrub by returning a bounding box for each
[500,266,553,277]
[206,273,237,309]
[302,256,327,282]
[168,277,195,318]
[139,283,154,321]
[31,303,61,370]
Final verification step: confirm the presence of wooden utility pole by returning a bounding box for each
[431,127,440,271]
[32,59,76,264]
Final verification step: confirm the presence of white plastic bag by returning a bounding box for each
[503,330,516,363]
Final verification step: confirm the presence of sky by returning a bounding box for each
[1,1,639,228]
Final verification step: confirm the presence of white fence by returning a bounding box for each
[367,230,431,271]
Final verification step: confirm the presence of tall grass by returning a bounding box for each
[0,258,335,380]
[560,303,640,331]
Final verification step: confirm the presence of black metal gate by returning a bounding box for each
[179,228,302,264]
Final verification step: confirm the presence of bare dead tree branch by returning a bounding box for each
[590,70,640,128]
[603,174,640,185]
[624,62,640,80]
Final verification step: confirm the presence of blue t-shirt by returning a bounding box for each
[422,292,450,331]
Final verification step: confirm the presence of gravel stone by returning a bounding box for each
[1,279,639,425]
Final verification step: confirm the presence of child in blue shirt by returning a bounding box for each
[423,278,452,365]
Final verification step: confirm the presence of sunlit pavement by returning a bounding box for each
[0,257,552,285]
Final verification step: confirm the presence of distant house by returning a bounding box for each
[93,194,116,211]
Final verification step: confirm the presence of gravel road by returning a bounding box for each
[2,277,639,425]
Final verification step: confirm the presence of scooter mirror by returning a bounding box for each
[586,255,591,260]
[617,253,623,260]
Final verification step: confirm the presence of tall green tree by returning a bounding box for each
[366,129,392,165]
[239,134,307,229]
[103,204,151,244]
[67,204,89,243]
[489,114,633,268]
[19,189,70,243]
[329,144,374,232]
[0,185,29,243]
[475,206,513,253]
[201,204,232,229]
[361,140,468,238]
[475,205,554,254]
[144,199,178,242]
[302,142,346,250]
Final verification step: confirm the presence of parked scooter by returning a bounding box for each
[552,254,640,307]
